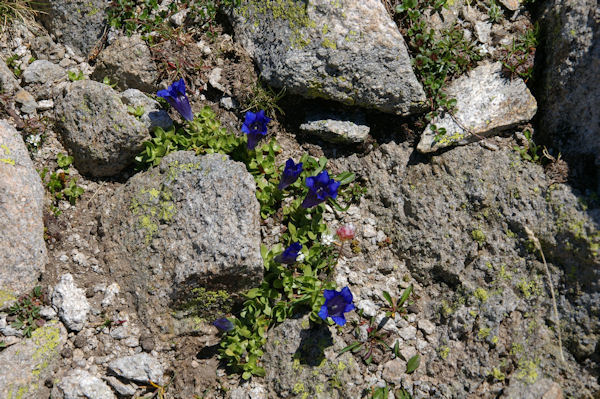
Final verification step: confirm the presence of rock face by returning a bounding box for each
[338,140,600,396]
[0,120,47,301]
[51,274,91,332]
[0,59,20,95]
[538,0,599,184]
[120,89,173,131]
[300,110,370,144]
[52,369,116,399]
[22,60,66,85]
[107,353,165,385]
[417,62,537,153]
[37,0,107,57]
[232,0,426,115]
[0,321,67,399]
[261,316,362,399]
[101,151,263,330]
[91,35,159,92]
[55,80,149,177]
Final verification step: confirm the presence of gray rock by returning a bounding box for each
[300,111,370,144]
[261,316,363,398]
[30,35,66,62]
[417,319,436,336]
[208,67,227,93]
[0,320,67,399]
[120,88,173,131]
[91,35,159,92]
[14,89,37,114]
[52,274,91,332]
[55,80,149,176]
[0,59,20,95]
[502,377,564,399]
[22,60,66,85]
[108,352,164,385]
[0,120,47,301]
[101,152,263,331]
[538,0,600,188]
[52,369,116,399]
[417,61,537,153]
[220,96,238,110]
[231,0,426,115]
[37,0,107,57]
[103,375,137,396]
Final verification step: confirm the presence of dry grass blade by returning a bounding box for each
[0,0,40,32]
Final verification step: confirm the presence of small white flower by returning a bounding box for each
[321,233,335,246]
[296,253,305,263]
[26,134,41,146]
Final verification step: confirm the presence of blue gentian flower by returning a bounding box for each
[157,78,193,121]
[318,287,355,326]
[274,242,302,264]
[301,170,340,208]
[242,110,271,150]
[278,158,303,190]
[212,317,234,332]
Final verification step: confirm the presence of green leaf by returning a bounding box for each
[245,288,261,299]
[382,291,393,307]
[398,285,413,307]
[406,354,420,374]
[339,341,362,354]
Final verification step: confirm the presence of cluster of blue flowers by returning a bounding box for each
[160,79,354,328]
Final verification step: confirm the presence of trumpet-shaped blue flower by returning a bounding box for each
[212,317,234,332]
[278,158,303,190]
[318,287,355,326]
[242,110,271,150]
[157,78,193,121]
[274,242,302,264]
[301,170,340,208]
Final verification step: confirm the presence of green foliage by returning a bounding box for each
[513,129,542,163]
[67,70,85,81]
[487,0,503,23]
[242,80,286,116]
[500,25,538,81]
[127,105,145,118]
[370,385,413,399]
[381,285,413,318]
[7,286,45,338]
[5,53,23,77]
[102,76,118,88]
[39,154,84,215]
[135,107,360,379]
[106,0,242,41]
[0,0,37,30]
[396,0,481,120]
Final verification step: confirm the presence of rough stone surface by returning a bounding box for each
[0,120,47,300]
[337,139,600,397]
[261,315,362,398]
[538,0,600,187]
[0,59,20,95]
[0,321,67,399]
[55,80,149,176]
[52,369,116,399]
[22,59,66,85]
[231,0,426,115]
[417,61,537,153]
[120,88,173,131]
[300,110,370,143]
[37,0,107,57]
[15,89,38,114]
[502,378,564,399]
[52,274,91,332]
[108,353,165,385]
[91,35,159,92]
[101,151,263,331]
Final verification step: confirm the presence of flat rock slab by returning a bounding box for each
[417,61,537,153]
[232,0,426,115]
[55,80,149,177]
[300,110,369,144]
[101,151,263,330]
[0,120,47,302]
[108,353,164,385]
[0,320,67,399]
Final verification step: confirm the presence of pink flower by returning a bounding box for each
[336,223,355,241]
